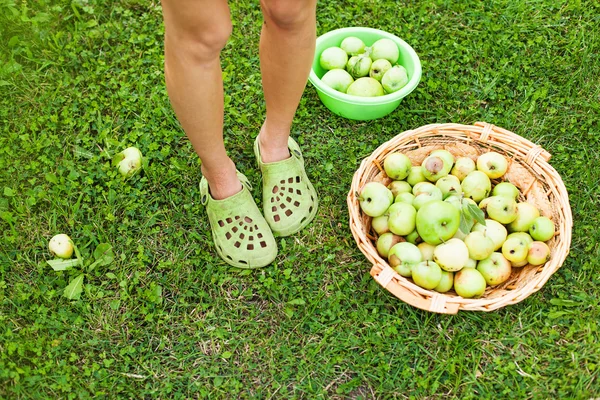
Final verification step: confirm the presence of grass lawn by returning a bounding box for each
[2,0,600,398]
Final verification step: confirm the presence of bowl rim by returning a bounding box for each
[308,27,422,105]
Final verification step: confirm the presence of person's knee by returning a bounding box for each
[261,0,315,31]
[169,20,233,64]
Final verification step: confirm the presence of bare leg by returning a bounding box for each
[258,0,317,163]
[161,0,240,200]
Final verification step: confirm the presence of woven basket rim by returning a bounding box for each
[347,122,573,314]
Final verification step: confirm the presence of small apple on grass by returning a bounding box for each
[49,234,74,259]
[113,147,143,178]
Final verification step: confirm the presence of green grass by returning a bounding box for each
[1,0,600,398]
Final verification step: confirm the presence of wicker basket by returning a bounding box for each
[347,122,573,314]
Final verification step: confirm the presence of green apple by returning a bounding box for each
[411,260,443,290]
[48,233,74,259]
[321,69,354,93]
[413,187,443,210]
[464,231,495,260]
[369,58,392,81]
[501,235,529,263]
[486,196,518,224]
[433,238,469,272]
[371,214,390,235]
[507,232,534,247]
[346,77,384,97]
[376,232,404,258]
[507,202,540,232]
[416,200,461,245]
[369,38,400,64]
[388,180,412,198]
[421,155,452,182]
[346,55,372,78]
[471,219,507,251]
[450,157,476,181]
[527,241,551,265]
[464,257,477,269]
[340,36,366,56]
[461,170,491,202]
[417,242,436,261]
[405,229,423,245]
[476,252,512,286]
[387,202,417,236]
[529,216,555,242]
[477,151,508,179]
[388,242,422,277]
[430,149,455,167]
[384,153,412,181]
[381,65,408,93]
[358,182,393,217]
[434,270,454,293]
[395,192,415,205]
[319,46,348,70]
[113,146,143,177]
[492,182,520,200]
[407,166,427,186]
[454,268,487,298]
[435,175,462,198]
[412,181,437,196]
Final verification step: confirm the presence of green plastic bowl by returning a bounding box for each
[308,27,422,120]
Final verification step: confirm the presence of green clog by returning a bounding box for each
[254,136,318,237]
[200,172,277,269]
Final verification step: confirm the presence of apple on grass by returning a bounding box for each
[464,231,495,261]
[477,152,508,179]
[369,38,400,64]
[461,170,491,203]
[527,241,551,265]
[507,202,540,232]
[434,270,454,293]
[319,46,348,70]
[388,180,412,198]
[346,77,384,97]
[411,260,443,290]
[340,36,366,56]
[416,200,461,245]
[492,182,520,200]
[485,196,518,224]
[388,242,422,277]
[529,216,555,241]
[384,153,412,181]
[477,252,512,286]
[451,157,476,181]
[49,234,74,259]
[321,69,354,93]
[433,238,469,272]
[381,65,408,94]
[113,147,143,177]
[376,232,404,258]
[387,202,417,236]
[358,182,393,217]
[454,268,487,298]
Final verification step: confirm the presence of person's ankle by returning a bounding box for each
[258,124,291,163]
[201,160,242,200]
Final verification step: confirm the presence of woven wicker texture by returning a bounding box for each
[347,122,572,314]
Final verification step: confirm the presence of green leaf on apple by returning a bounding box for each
[466,202,486,226]
[459,213,472,234]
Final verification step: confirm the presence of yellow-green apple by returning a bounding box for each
[430,149,455,167]
[384,153,412,181]
[387,202,417,236]
[114,146,143,177]
[501,235,529,263]
[451,157,476,181]
[417,242,436,261]
[413,187,443,210]
[477,151,508,179]
[407,166,427,186]
[346,77,384,97]
[471,219,507,251]
[319,46,348,70]
[359,182,393,217]
[48,233,74,259]
[434,270,454,293]
[529,216,555,241]
[388,242,422,277]
[421,155,452,182]
[435,175,462,198]
[416,200,461,245]
[464,231,495,260]
[405,229,423,245]
[395,192,415,205]
[346,55,372,78]
[321,69,354,93]
[371,214,390,235]
[511,259,529,267]
[376,232,404,258]
[507,202,540,232]
[507,232,534,247]
[340,36,366,56]
[492,182,520,200]
[381,65,408,93]
[464,258,477,269]
[476,252,512,286]
[433,238,469,272]
[527,241,551,265]
[411,260,443,290]
[369,58,392,81]
[485,195,518,224]
[370,38,400,64]
[461,170,491,202]
[388,180,412,198]
[454,268,487,298]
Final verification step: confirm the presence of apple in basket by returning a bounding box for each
[358,182,393,217]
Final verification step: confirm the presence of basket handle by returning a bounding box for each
[371,265,460,314]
